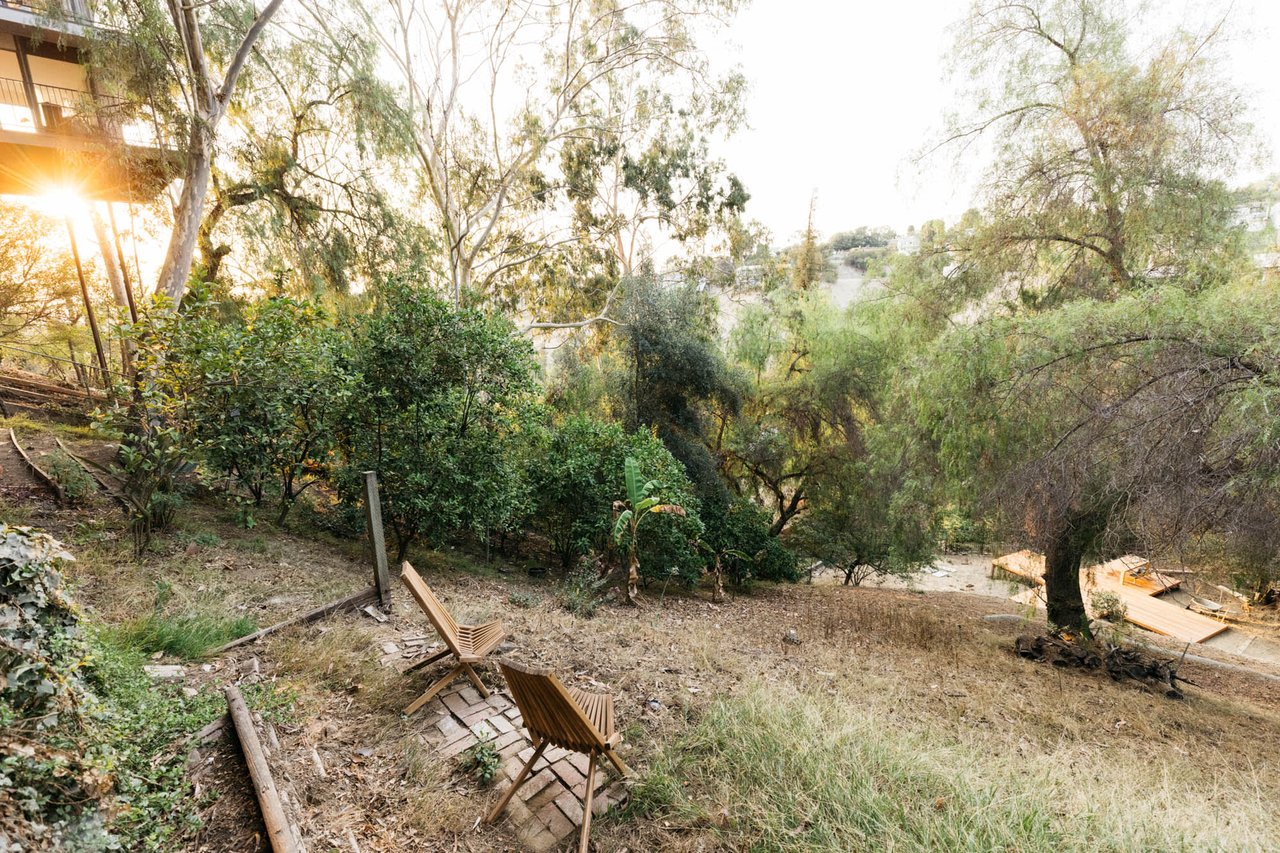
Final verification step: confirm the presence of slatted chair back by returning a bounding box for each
[499,659,606,755]
[400,563,462,657]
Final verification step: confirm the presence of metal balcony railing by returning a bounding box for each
[0,0,93,23]
[0,75,154,146]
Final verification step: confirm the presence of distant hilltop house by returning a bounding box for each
[0,0,174,201]
[1232,201,1280,233]
[894,231,921,255]
[734,263,763,288]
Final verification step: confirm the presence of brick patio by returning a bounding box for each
[415,677,629,851]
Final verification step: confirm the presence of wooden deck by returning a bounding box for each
[996,551,1226,643]
[1112,587,1229,643]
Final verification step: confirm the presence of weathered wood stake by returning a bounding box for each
[362,471,392,608]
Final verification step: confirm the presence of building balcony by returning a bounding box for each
[0,76,154,146]
[0,75,174,200]
[0,0,93,42]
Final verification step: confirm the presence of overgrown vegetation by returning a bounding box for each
[4,0,1280,847]
[0,525,287,850]
[113,611,256,660]
[559,565,609,618]
[634,685,1217,851]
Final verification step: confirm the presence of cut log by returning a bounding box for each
[9,429,64,504]
[214,586,378,655]
[224,684,302,853]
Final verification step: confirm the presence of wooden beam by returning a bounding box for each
[362,471,392,608]
[223,684,301,853]
[214,585,378,655]
[54,436,127,508]
[9,428,63,504]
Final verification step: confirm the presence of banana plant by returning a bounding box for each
[611,456,686,605]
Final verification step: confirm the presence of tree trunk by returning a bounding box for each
[1044,526,1090,635]
[91,208,130,311]
[90,208,134,375]
[157,126,213,304]
[768,487,804,536]
[625,549,640,606]
[712,554,724,603]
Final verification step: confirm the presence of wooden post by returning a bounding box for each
[65,218,112,394]
[223,684,301,853]
[363,471,392,608]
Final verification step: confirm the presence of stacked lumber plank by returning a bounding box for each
[0,367,102,408]
[994,550,1227,643]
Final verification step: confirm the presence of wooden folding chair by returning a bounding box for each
[486,659,632,853]
[399,561,505,716]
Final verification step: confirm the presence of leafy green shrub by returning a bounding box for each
[1089,590,1128,623]
[336,279,539,559]
[94,301,191,554]
[169,289,351,525]
[45,450,95,505]
[703,499,798,588]
[528,415,704,581]
[295,489,367,539]
[1,525,82,728]
[560,565,608,617]
[0,525,106,846]
[463,733,502,785]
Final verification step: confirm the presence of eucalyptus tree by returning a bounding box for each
[194,14,431,297]
[337,0,746,326]
[88,0,288,304]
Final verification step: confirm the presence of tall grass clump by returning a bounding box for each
[114,612,256,659]
[636,683,1200,852]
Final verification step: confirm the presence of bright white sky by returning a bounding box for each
[711,0,1280,246]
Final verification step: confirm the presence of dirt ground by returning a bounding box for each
[5,421,1280,850]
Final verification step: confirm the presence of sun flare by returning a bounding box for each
[24,183,90,220]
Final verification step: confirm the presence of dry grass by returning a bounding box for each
[615,681,1277,852]
[6,471,1279,852]
[587,586,1280,851]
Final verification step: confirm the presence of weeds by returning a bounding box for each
[45,450,96,504]
[639,683,1197,852]
[560,565,608,617]
[507,590,542,609]
[810,593,972,650]
[463,729,502,785]
[114,611,256,659]
[1089,589,1128,622]
[88,630,295,850]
